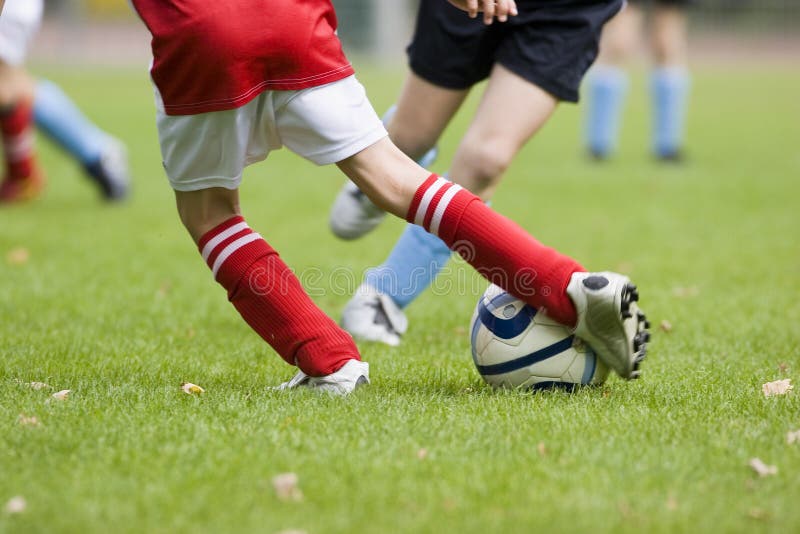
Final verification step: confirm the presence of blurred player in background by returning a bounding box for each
[130,0,647,394]
[0,0,44,201]
[0,0,129,204]
[329,0,625,347]
[584,0,691,161]
[34,78,130,200]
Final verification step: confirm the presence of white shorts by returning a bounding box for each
[0,0,44,66]
[154,75,388,192]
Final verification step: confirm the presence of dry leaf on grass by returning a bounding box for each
[748,508,770,520]
[272,473,303,502]
[6,247,29,266]
[748,458,777,477]
[4,496,26,514]
[671,286,699,298]
[181,382,205,395]
[659,320,673,333]
[13,379,50,390]
[417,448,428,460]
[762,379,792,397]
[51,390,71,401]
[18,414,40,427]
[786,430,800,444]
[537,442,547,456]
[666,495,679,511]
[155,281,172,299]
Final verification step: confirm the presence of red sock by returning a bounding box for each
[1,100,36,179]
[407,174,584,326]
[198,216,360,376]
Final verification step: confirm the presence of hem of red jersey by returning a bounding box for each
[161,66,356,116]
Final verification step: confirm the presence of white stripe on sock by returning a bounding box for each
[201,222,249,262]
[211,233,262,279]
[429,184,463,237]
[3,135,34,160]
[413,177,448,227]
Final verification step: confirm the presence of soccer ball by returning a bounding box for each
[469,284,609,390]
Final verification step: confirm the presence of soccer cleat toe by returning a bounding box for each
[274,359,369,395]
[567,271,650,380]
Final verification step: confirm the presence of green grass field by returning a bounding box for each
[1,61,799,533]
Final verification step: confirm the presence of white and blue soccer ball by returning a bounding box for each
[470,284,609,390]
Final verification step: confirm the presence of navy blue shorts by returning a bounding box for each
[407,0,624,102]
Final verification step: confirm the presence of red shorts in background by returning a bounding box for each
[131,0,354,115]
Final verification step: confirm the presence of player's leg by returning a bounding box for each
[34,79,130,200]
[0,0,45,203]
[328,0,484,241]
[584,5,643,160]
[328,72,467,240]
[157,92,368,394]
[337,138,648,379]
[0,62,44,202]
[346,65,557,345]
[650,0,690,161]
[447,65,556,198]
[279,41,647,377]
[345,0,628,347]
[386,73,468,162]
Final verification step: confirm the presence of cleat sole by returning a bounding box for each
[623,283,649,379]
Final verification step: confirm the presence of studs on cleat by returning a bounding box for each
[628,305,650,379]
[620,283,640,321]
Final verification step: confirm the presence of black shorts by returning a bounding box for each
[629,0,692,6]
[407,0,624,102]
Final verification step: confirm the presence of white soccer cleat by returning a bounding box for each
[329,180,387,240]
[275,359,370,395]
[341,283,408,347]
[566,271,650,379]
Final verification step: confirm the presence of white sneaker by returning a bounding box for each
[85,138,130,201]
[275,359,369,395]
[566,271,650,379]
[341,284,408,347]
[329,181,387,240]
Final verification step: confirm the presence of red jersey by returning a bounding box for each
[131,0,354,115]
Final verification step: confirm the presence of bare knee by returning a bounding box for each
[451,137,515,196]
[174,187,241,243]
[0,63,34,109]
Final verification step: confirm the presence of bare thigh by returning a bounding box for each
[449,64,558,198]
[388,71,470,160]
[595,5,644,66]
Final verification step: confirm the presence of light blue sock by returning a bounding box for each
[584,66,628,158]
[364,222,452,309]
[651,67,690,157]
[33,79,109,166]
